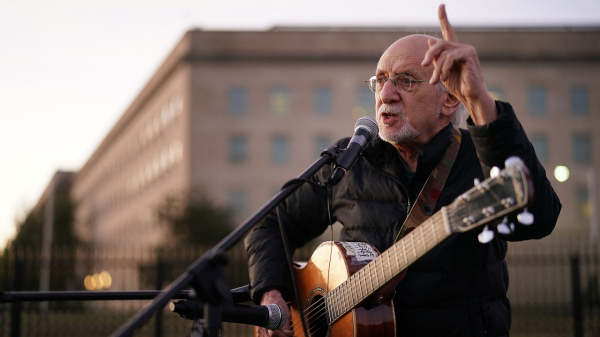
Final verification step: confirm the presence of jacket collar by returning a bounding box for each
[362,123,455,183]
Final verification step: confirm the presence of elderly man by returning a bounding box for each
[245,5,561,337]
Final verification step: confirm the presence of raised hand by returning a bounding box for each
[421,4,497,125]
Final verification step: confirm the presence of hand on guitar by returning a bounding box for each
[258,289,293,337]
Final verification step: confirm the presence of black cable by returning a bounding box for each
[325,184,334,336]
[273,152,339,336]
[276,206,310,337]
[280,178,325,191]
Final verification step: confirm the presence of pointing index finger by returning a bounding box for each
[438,4,458,42]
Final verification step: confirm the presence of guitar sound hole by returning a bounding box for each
[307,294,329,337]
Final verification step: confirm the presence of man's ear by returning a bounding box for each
[441,92,461,117]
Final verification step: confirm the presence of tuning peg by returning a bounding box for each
[517,208,534,225]
[474,178,480,187]
[490,166,501,178]
[504,156,523,169]
[497,217,515,235]
[478,225,495,244]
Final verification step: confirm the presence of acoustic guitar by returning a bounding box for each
[283,158,533,337]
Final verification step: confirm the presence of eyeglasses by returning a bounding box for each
[364,74,428,93]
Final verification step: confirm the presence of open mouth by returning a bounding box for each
[380,112,399,124]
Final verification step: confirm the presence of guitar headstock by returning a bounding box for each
[447,157,534,234]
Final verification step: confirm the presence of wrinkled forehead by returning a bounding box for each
[376,35,436,77]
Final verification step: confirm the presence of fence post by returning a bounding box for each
[571,255,583,337]
[155,255,165,337]
[11,247,23,337]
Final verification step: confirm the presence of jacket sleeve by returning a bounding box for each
[244,150,338,304]
[466,101,562,241]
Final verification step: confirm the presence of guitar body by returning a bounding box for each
[289,242,396,337]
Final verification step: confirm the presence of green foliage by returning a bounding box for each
[12,208,43,246]
[157,194,234,245]
[12,182,77,247]
[6,173,78,293]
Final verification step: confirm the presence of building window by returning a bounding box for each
[313,86,332,115]
[229,189,247,217]
[576,185,590,222]
[488,87,505,101]
[272,137,289,164]
[228,87,248,116]
[270,87,291,116]
[353,88,375,119]
[528,86,547,115]
[530,135,549,163]
[315,136,332,158]
[228,136,247,163]
[572,134,592,164]
[570,86,589,115]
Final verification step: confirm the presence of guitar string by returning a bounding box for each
[288,297,325,327]
[288,235,411,334]
[287,184,511,335]
[286,278,330,334]
[288,298,325,331]
[288,237,335,335]
[288,251,382,334]
[289,301,327,336]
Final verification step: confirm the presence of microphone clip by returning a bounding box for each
[320,144,344,164]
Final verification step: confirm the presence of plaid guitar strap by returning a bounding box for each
[395,127,462,243]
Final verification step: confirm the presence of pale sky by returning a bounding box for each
[1,0,599,249]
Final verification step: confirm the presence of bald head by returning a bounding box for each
[378,35,439,79]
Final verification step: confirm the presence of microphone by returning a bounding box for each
[329,116,379,184]
[170,300,287,331]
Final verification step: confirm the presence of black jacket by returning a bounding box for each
[245,101,561,336]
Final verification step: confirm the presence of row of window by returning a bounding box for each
[90,140,184,222]
[228,136,333,164]
[138,97,183,147]
[79,96,183,204]
[125,140,183,193]
[488,86,591,115]
[531,134,593,164]
[229,85,592,118]
[227,86,375,117]
[229,133,593,166]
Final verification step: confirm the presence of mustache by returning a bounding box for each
[377,104,405,115]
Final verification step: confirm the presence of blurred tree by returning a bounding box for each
[157,191,234,245]
[12,172,77,247]
[4,171,78,295]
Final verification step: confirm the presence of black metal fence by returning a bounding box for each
[0,239,599,337]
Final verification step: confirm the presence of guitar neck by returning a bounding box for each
[326,208,451,323]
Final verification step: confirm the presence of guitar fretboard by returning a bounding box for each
[325,208,451,324]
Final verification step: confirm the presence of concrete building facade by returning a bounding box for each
[70,27,600,249]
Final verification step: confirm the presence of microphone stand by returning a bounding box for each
[0,285,252,303]
[0,290,193,302]
[110,146,343,337]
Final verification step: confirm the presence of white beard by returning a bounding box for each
[377,104,421,144]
